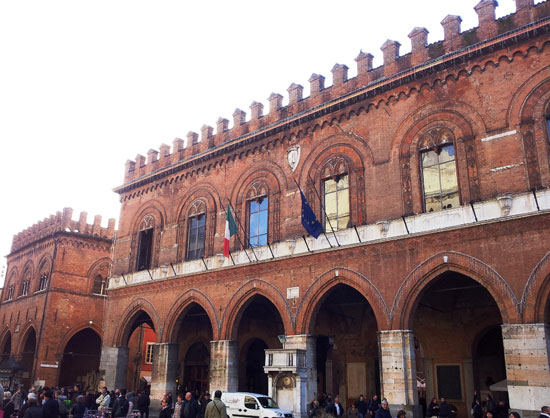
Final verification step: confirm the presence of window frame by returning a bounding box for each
[419,141,460,213]
[145,342,154,364]
[38,274,49,292]
[186,213,206,261]
[322,173,351,232]
[247,196,269,248]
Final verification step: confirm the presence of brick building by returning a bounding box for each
[0,208,114,391]
[99,1,550,416]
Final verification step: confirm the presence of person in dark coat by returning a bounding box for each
[42,391,59,418]
[159,399,172,418]
[472,399,482,418]
[374,399,391,418]
[23,398,43,418]
[427,398,439,418]
[367,396,380,417]
[138,391,150,418]
[181,393,199,418]
[438,398,457,418]
[538,406,550,418]
[355,396,368,418]
[3,391,16,418]
[70,396,86,418]
[199,393,211,418]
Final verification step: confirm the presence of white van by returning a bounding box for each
[221,392,293,418]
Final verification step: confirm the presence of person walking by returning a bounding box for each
[159,399,172,418]
[348,404,360,418]
[181,393,199,418]
[43,391,60,418]
[173,393,184,418]
[538,406,550,418]
[23,398,43,418]
[204,391,226,418]
[70,396,86,418]
[355,396,367,418]
[367,396,380,417]
[3,391,16,418]
[374,399,391,418]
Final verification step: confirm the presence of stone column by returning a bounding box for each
[150,343,178,402]
[285,335,317,418]
[210,340,239,393]
[99,346,129,390]
[378,330,419,417]
[502,324,550,414]
[423,358,434,403]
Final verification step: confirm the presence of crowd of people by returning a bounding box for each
[0,383,152,418]
[157,390,226,418]
[308,392,550,418]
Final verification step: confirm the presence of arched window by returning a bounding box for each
[246,181,269,248]
[7,285,14,301]
[136,215,154,271]
[19,268,31,297]
[92,275,108,295]
[38,274,49,291]
[419,128,459,212]
[321,157,350,231]
[186,200,207,261]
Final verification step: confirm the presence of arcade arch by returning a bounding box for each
[58,328,102,389]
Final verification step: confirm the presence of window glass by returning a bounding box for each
[249,197,268,248]
[323,174,350,232]
[244,396,258,410]
[145,342,154,364]
[136,228,154,271]
[421,144,459,212]
[187,214,206,260]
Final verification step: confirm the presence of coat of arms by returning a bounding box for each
[287,145,301,172]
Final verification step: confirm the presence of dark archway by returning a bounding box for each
[311,284,379,407]
[413,271,503,418]
[1,333,11,362]
[20,328,36,387]
[174,303,213,395]
[473,327,507,403]
[123,310,156,392]
[58,328,102,388]
[183,342,210,395]
[236,295,284,394]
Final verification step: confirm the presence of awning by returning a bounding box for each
[141,375,152,383]
[489,379,508,392]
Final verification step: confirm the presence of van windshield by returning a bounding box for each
[257,397,278,409]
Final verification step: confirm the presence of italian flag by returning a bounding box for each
[224,206,238,257]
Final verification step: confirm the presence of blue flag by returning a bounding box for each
[301,191,323,239]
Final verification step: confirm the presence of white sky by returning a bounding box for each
[0,0,521,285]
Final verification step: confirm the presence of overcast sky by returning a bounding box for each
[0,0,521,285]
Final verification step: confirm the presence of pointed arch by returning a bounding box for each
[163,288,220,342]
[220,279,293,340]
[113,297,161,347]
[295,267,390,333]
[56,322,103,356]
[521,251,550,323]
[392,251,520,329]
[16,322,38,355]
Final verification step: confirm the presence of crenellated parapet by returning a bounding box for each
[120,0,550,187]
[10,207,116,253]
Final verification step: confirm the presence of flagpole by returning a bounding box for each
[227,199,259,262]
[291,176,333,246]
[219,199,252,263]
[306,171,340,247]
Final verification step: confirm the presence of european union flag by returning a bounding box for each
[301,191,323,239]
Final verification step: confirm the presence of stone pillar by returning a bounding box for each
[502,324,550,414]
[285,335,317,418]
[99,346,129,390]
[378,330,419,417]
[423,358,434,403]
[150,343,178,402]
[463,359,474,417]
[210,340,239,393]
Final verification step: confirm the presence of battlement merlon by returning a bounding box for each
[10,208,116,253]
[118,0,548,188]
